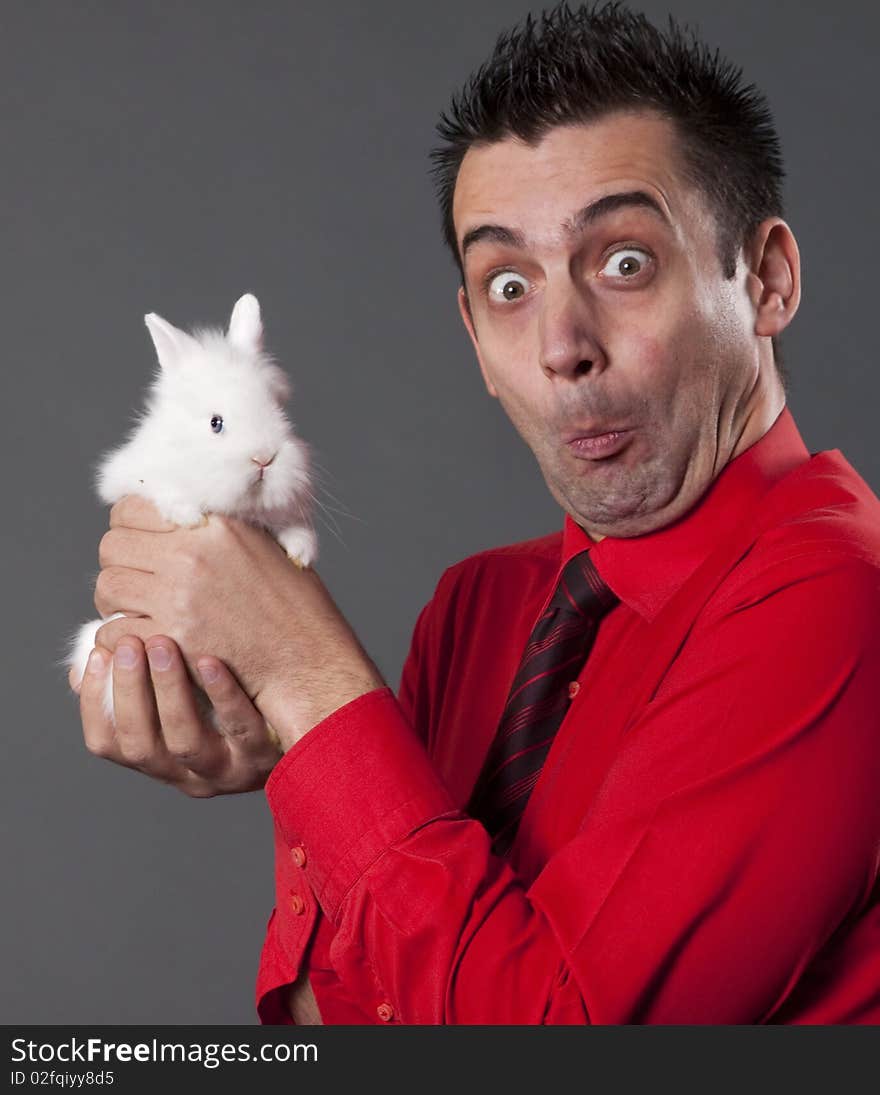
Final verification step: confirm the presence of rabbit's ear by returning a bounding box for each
[144,313,199,371]
[228,293,263,353]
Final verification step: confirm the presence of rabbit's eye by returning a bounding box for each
[210,415,224,434]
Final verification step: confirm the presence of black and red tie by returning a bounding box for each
[467,551,618,855]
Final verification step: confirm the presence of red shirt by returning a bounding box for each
[256,408,880,1023]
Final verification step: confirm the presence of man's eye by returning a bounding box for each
[599,248,652,280]
[487,272,529,302]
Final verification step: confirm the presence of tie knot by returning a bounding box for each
[550,551,618,620]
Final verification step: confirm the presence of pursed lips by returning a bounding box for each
[564,427,633,460]
[562,423,628,443]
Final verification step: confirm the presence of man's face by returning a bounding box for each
[453,112,774,539]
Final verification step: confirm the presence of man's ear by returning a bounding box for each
[457,286,498,397]
[745,218,801,339]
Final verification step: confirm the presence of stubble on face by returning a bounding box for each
[454,113,780,540]
[500,326,729,536]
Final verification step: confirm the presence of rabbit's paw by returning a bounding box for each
[278,526,318,569]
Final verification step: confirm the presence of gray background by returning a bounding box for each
[2,0,877,1023]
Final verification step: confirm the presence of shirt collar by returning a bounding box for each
[560,407,811,621]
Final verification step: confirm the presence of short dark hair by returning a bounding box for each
[430,0,788,375]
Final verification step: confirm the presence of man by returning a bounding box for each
[72,3,880,1023]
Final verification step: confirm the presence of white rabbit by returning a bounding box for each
[67,292,317,731]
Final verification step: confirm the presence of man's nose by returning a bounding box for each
[537,279,605,380]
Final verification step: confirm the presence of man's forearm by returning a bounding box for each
[287,970,323,1025]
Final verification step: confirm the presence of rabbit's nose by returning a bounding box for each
[251,453,276,468]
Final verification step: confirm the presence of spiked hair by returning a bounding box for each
[430,1,787,369]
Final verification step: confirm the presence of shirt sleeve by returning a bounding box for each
[263,551,880,1023]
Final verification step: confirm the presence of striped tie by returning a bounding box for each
[467,551,618,855]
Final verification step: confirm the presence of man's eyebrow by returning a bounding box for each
[569,189,672,232]
[460,224,526,259]
[460,189,671,261]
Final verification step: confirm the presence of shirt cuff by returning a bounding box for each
[264,687,458,921]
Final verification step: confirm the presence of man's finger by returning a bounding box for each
[110,495,177,532]
[80,647,119,760]
[98,526,159,573]
[197,657,280,758]
[145,638,228,777]
[111,637,175,776]
[95,616,155,655]
[94,565,156,620]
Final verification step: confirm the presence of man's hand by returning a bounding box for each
[89,496,386,749]
[71,635,279,796]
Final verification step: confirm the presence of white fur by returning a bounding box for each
[68,292,317,724]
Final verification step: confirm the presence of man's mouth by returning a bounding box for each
[565,429,632,460]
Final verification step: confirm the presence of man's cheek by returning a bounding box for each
[626,333,667,379]
[619,334,684,419]
[494,384,537,431]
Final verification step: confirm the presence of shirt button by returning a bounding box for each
[568,680,580,698]
[290,893,305,916]
[376,1003,394,1022]
[290,845,307,869]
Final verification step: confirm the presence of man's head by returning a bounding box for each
[431,1,800,539]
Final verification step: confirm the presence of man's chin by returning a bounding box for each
[556,478,683,539]
[567,479,711,539]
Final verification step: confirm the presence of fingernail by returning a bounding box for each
[147,645,172,671]
[114,644,138,669]
[87,649,107,676]
[198,661,219,685]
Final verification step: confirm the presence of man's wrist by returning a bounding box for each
[258,667,387,751]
